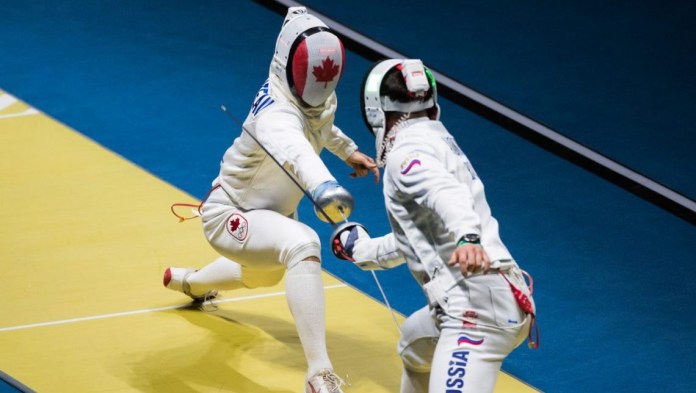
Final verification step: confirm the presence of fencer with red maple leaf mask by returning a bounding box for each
[163,7,375,393]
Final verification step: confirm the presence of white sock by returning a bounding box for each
[187,256,243,297]
[285,259,332,376]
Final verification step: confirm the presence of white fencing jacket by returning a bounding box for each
[214,75,357,217]
[354,117,513,285]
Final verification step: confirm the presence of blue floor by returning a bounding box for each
[1,1,695,392]
[301,0,696,201]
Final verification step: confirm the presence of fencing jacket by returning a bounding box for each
[214,74,357,217]
[374,117,514,284]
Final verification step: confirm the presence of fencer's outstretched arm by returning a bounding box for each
[255,108,337,192]
[330,223,405,270]
[322,124,357,159]
[353,232,404,270]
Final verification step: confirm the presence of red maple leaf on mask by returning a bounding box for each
[312,56,340,88]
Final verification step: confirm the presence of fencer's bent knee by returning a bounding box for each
[399,337,436,373]
[398,306,439,373]
[284,226,321,269]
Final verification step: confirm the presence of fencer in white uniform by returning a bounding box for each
[163,7,378,393]
[331,59,537,393]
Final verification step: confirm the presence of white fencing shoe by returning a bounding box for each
[163,267,218,302]
[305,369,346,393]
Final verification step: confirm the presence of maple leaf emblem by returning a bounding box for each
[229,217,240,232]
[225,213,248,241]
[312,56,340,88]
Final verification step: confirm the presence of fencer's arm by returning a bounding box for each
[352,232,406,270]
[322,124,358,161]
[256,107,335,192]
[324,125,378,182]
[331,223,405,270]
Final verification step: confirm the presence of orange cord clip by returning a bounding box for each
[170,202,202,222]
[169,185,221,223]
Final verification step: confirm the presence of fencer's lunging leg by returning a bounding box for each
[181,256,243,297]
[285,258,332,376]
[398,306,439,393]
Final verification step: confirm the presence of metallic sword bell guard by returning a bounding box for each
[314,186,354,223]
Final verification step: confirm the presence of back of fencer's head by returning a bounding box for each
[382,60,440,123]
[381,65,435,107]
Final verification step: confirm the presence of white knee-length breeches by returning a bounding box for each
[399,268,533,393]
[201,187,321,270]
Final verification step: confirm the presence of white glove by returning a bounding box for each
[330,222,368,261]
[329,222,406,270]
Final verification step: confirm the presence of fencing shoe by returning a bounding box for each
[163,267,218,302]
[305,369,346,393]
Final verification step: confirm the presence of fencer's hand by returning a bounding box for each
[448,244,490,277]
[330,222,369,261]
[346,151,380,184]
